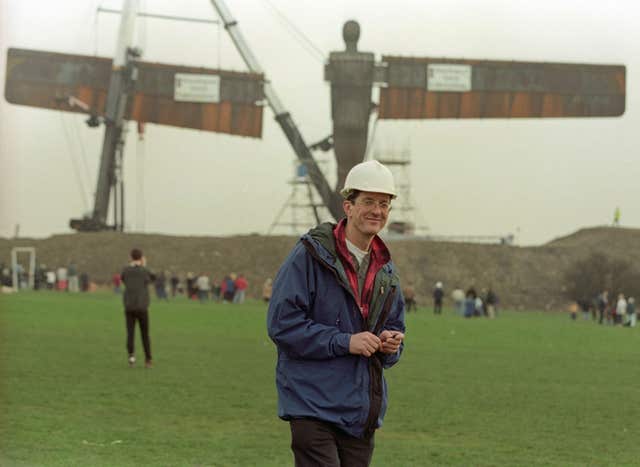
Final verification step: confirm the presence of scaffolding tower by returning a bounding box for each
[269,147,419,236]
[268,157,332,235]
[373,147,417,236]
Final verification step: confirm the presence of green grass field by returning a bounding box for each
[1,292,639,466]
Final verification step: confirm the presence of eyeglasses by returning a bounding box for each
[354,198,392,212]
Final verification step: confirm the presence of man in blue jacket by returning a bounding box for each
[267,160,406,467]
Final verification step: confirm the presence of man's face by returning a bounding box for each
[343,191,392,237]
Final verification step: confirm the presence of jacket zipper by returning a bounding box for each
[372,285,397,335]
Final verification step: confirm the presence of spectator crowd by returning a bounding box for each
[568,289,636,327]
[2,261,269,305]
[402,280,500,318]
[112,270,268,305]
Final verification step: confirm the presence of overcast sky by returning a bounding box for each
[1,0,639,245]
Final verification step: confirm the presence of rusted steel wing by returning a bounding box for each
[5,48,264,137]
[378,56,625,119]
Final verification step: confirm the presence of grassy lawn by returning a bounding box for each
[1,292,639,466]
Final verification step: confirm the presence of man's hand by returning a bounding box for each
[349,332,381,357]
[378,330,404,354]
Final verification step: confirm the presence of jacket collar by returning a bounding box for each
[303,220,394,270]
[333,218,391,267]
[304,222,338,263]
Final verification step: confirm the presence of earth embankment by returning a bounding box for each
[2,226,638,309]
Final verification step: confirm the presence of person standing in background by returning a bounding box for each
[597,290,608,325]
[433,281,444,315]
[56,265,68,291]
[121,248,155,369]
[616,293,627,326]
[613,206,621,226]
[46,269,56,290]
[403,282,417,312]
[79,272,89,292]
[233,274,249,304]
[112,273,122,294]
[451,286,465,316]
[67,262,79,293]
[485,288,498,319]
[154,271,168,301]
[626,297,636,327]
[170,272,180,298]
[223,274,236,303]
[196,272,211,303]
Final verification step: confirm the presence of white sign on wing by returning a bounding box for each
[427,64,472,92]
[174,73,221,103]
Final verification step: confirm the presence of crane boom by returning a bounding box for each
[209,0,343,221]
[71,0,140,231]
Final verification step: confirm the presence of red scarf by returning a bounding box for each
[333,219,390,319]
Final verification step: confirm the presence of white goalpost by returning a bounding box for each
[10,247,36,291]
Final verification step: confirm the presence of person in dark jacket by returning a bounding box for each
[485,287,498,318]
[267,160,406,467]
[597,290,609,325]
[464,287,477,318]
[169,272,180,298]
[433,281,444,314]
[154,270,168,300]
[223,274,236,303]
[121,248,155,368]
[79,272,89,292]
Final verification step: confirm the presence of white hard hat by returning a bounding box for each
[436,282,443,288]
[340,160,397,199]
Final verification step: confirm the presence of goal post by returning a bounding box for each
[10,247,36,291]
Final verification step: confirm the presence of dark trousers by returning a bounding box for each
[125,310,152,361]
[289,419,374,467]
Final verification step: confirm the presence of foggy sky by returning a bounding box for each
[1,0,639,245]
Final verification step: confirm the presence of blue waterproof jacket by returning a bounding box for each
[267,223,406,438]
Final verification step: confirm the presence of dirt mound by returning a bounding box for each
[2,226,639,310]
[546,226,640,257]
